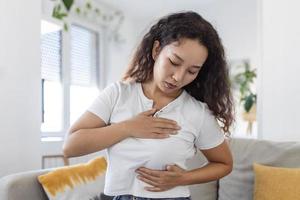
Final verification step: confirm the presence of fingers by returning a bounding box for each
[153,121,181,131]
[137,175,160,187]
[153,117,178,125]
[148,133,170,139]
[165,165,183,176]
[166,165,174,171]
[136,167,177,192]
[138,109,182,138]
[138,175,165,191]
[152,128,178,135]
[167,164,183,171]
[140,108,157,116]
[136,167,162,178]
[139,110,180,128]
[144,187,163,192]
[152,118,181,134]
[137,171,160,183]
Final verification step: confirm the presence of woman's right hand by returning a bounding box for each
[120,108,181,139]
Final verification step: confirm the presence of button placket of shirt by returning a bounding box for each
[153,109,163,117]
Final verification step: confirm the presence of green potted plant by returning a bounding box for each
[232,61,257,134]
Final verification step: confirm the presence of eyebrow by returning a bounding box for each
[172,53,202,68]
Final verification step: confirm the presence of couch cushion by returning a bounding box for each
[253,163,300,200]
[218,138,300,200]
[0,169,50,200]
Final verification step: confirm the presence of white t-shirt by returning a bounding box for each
[88,81,225,198]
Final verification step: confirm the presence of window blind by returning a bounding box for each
[41,31,62,81]
[70,24,98,87]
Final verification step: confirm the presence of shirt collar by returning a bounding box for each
[136,82,187,110]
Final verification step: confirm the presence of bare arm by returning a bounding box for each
[63,109,180,158]
[63,111,129,157]
[181,140,233,185]
[134,139,233,191]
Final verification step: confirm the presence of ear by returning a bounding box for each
[152,40,160,60]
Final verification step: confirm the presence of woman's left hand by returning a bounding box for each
[135,164,187,192]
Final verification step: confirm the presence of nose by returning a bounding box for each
[172,69,185,83]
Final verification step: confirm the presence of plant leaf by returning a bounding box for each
[244,94,255,112]
[86,2,92,9]
[52,4,68,20]
[95,8,100,15]
[62,0,74,11]
[64,22,68,31]
[76,7,81,14]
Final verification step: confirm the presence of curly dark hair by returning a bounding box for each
[122,11,234,134]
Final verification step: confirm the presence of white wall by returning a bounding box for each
[106,16,144,84]
[260,0,300,141]
[0,1,41,177]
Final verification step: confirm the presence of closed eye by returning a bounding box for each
[188,71,197,75]
[169,59,180,66]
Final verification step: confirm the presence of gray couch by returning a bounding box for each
[1,138,300,200]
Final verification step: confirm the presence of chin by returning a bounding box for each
[160,81,180,94]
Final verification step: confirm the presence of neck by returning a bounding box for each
[142,80,182,100]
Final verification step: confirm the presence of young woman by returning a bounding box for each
[63,11,234,200]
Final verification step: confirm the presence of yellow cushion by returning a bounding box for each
[253,163,300,200]
[38,156,107,200]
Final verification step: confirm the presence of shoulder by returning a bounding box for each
[115,80,138,94]
[103,80,137,92]
[182,92,215,126]
[101,80,139,101]
[183,92,207,114]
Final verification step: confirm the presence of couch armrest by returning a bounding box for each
[0,169,50,200]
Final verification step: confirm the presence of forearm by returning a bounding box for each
[63,122,128,157]
[180,162,232,186]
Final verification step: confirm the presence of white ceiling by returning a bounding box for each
[97,0,216,20]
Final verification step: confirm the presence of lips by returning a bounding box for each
[165,81,177,89]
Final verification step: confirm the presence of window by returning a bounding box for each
[41,20,100,137]
[41,21,63,132]
[70,24,99,125]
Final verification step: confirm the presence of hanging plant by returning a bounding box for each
[51,0,106,31]
[50,0,124,41]
[51,0,74,31]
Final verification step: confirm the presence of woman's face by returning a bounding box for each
[151,38,208,96]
